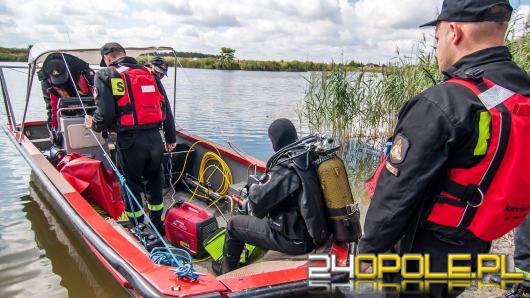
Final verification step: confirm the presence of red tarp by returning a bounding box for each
[57,153,124,219]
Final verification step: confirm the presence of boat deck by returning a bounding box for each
[104,188,330,277]
[21,121,332,291]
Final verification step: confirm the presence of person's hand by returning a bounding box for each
[165,142,176,152]
[84,115,93,128]
[238,199,250,215]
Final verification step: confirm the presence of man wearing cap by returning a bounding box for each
[148,56,169,80]
[359,0,530,297]
[85,42,177,234]
[38,53,94,142]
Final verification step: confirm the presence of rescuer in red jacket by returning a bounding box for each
[360,1,530,297]
[85,43,177,234]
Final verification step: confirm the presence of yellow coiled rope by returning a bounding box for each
[198,151,233,196]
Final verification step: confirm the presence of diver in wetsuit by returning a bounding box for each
[213,118,329,275]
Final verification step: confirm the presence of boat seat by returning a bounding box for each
[57,97,111,169]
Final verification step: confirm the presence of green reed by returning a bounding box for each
[300,25,528,194]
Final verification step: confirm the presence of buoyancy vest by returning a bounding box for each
[426,77,530,241]
[289,150,329,246]
[111,65,165,131]
[48,74,92,129]
[365,77,530,241]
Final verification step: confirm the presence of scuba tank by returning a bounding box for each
[315,155,362,242]
[266,134,362,243]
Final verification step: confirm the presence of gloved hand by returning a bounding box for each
[238,199,250,215]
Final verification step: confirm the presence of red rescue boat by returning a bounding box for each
[0,44,349,297]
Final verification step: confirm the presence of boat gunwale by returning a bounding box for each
[4,121,332,297]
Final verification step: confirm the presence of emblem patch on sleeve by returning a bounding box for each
[385,161,400,177]
[389,133,410,164]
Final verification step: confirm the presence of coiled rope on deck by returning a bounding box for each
[149,247,199,280]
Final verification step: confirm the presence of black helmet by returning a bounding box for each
[150,56,168,77]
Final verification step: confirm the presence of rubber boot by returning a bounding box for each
[212,254,239,276]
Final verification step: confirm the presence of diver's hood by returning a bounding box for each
[268,118,298,152]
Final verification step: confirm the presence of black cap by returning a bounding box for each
[420,0,513,27]
[150,56,168,76]
[268,118,298,152]
[45,59,68,85]
[100,42,126,67]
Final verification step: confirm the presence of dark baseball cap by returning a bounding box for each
[100,42,126,67]
[45,59,68,85]
[150,56,168,76]
[420,0,513,27]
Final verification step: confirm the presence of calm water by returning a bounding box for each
[0,64,309,297]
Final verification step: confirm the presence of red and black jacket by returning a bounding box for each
[359,46,530,254]
[38,53,95,129]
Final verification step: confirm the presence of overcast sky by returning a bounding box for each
[0,0,528,63]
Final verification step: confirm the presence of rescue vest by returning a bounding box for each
[365,77,530,241]
[49,74,92,129]
[111,65,165,130]
[427,77,530,241]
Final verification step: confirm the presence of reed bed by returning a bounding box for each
[299,22,529,194]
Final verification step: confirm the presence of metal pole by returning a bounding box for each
[172,50,178,119]
[0,68,17,128]
[18,62,36,141]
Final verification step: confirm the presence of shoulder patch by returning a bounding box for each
[389,133,410,164]
[385,161,400,177]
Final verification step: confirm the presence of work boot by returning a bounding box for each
[500,283,530,298]
[157,222,165,237]
[212,254,239,275]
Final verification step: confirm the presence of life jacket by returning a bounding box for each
[427,77,530,241]
[111,65,165,131]
[365,77,530,241]
[48,74,92,129]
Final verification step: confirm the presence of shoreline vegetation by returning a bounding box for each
[0,46,382,72]
[298,28,529,195]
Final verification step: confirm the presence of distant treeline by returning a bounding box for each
[138,56,381,72]
[0,47,29,62]
[0,46,381,72]
[173,57,380,72]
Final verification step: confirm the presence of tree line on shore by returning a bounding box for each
[0,46,381,72]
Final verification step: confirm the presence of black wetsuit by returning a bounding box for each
[225,162,318,259]
[359,47,530,297]
[91,56,176,228]
[222,119,329,271]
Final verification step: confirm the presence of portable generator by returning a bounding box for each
[165,202,218,257]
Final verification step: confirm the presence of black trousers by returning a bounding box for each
[224,215,315,259]
[116,129,164,227]
[388,228,490,298]
[514,215,530,286]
